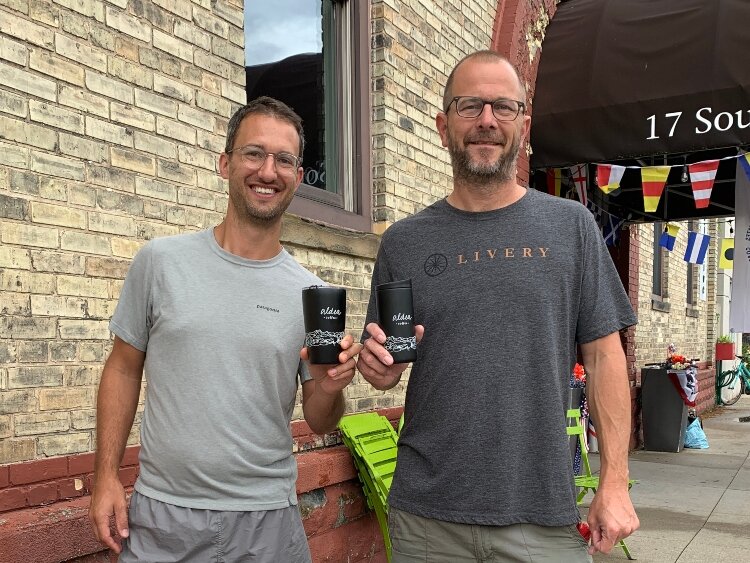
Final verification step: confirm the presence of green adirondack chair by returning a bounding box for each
[567,408,636,560]
[339,413,400,562]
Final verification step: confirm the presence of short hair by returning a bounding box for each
[442,50,527,111]
[224,96,305,161]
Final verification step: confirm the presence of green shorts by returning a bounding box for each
[120,491,312,563]
[389,507,592,563]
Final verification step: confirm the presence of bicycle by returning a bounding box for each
[717,355,750,406]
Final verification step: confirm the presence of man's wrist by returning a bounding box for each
[314,379,342,399]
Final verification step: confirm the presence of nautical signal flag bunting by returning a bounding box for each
[659,223,680,251]
[688,160,720,208]
[641,166,670,212]
[684,231,710,265]
[719,238,734,270]
[596,164,626,195]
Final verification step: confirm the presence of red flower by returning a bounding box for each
[573,363,586,382]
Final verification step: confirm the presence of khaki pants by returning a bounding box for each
[389,507,592,563]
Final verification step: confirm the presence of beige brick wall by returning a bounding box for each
[0,0,248,463]
[370,0,498,229]
[634,220,718,368]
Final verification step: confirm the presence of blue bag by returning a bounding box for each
[684,418,709,449]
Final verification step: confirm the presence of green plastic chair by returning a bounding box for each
[339,413,400,562]
[567,408,637,560]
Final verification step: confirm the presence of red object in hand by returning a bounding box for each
[577,521,591,542]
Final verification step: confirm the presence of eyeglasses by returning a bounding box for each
[445,96,525,121]
[226,145,301,174]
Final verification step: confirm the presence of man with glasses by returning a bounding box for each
[89,97,361,562]
[357,51,639,561]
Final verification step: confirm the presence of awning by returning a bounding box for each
[530,0,750,170]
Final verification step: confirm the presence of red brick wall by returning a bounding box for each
[0,408,403,563]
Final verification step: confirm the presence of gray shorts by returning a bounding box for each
[389,507,592,563]
[120,491,312,563]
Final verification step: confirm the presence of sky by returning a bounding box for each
[245,0,323,66]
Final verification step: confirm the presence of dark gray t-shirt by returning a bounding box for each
[364,189,637,526]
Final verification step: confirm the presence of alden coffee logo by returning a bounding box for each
[392,313,412,326]
[320,307,341,320]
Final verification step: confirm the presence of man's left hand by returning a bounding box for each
[301,334,362,395]
[585,485,640,555]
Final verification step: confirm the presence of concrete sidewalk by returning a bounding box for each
[585,396,750,562]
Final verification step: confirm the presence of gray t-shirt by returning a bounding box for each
[364,189,637,526]
[110,228,321,511]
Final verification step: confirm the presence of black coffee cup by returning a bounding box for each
[302,286,347,364]
[376,278,417,363]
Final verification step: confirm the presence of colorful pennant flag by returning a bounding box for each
[602,214,627,246]
[719,238,734,270]
[659,223,680,251]
[688,160,720,208]
[739,152,750,182]
[641,166,671,212]
[546,168,563,197]
[596,164,626,195]
[684,231,710,265]
[569,164,588,206]
[586,200,628,246]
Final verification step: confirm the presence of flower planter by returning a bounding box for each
[716,342,735,361]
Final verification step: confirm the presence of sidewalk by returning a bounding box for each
[586,396,750,562]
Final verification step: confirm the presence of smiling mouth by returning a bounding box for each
[467,139,503,147]
[250,186,278,195]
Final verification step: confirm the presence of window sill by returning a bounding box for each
[651,297,670,312]
[686,306,699,318]
[287,191,372,233]
[281,212,379,260]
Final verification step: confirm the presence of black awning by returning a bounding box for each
[530,0,750,169]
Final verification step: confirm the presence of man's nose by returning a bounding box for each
[476,103,498,128]
[257,154,278,181]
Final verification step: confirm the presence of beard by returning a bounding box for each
[447,131,521,185]
[228,182,295,225]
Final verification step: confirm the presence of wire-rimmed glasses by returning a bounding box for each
[226,144,301,174]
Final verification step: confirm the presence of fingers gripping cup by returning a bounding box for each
[302,286,347,364]
[376,279,417,363]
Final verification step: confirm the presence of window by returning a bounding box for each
[244,0,370,231]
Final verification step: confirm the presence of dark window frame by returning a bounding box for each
[285,0,371,231]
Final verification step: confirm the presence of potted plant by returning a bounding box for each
[716,335,735,361]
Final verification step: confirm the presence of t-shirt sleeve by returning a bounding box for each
[576,211,637,344]
[109,242,155,352]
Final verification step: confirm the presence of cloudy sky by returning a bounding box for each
[245,1,323,66]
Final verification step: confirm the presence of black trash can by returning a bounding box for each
[641,367,688,452]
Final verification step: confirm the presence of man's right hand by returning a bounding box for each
[357,322,424,390]
[89,475,129,554]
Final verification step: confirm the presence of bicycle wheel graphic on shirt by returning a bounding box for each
[424,253,448,277]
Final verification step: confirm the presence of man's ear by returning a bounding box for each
[294,165,303,192]
[520,113,531,144]
[218,153,229,180]
[436,112,449,148]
